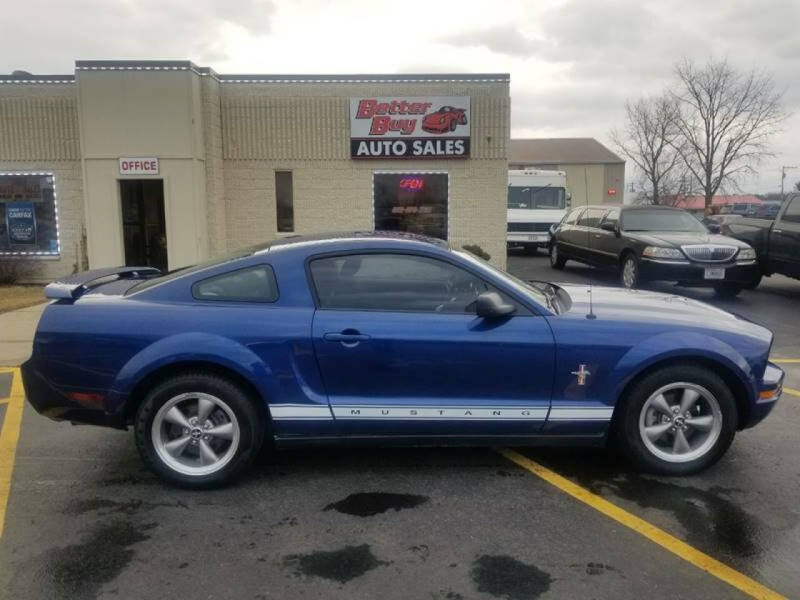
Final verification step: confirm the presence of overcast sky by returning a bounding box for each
[3,0,799,194]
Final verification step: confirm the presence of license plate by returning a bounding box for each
[528,234,548,242]
[704,267,725,280]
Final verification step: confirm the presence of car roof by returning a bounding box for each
[576,204,684,211]
[256,230,450,254]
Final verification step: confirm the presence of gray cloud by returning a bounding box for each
[440,25,541,57]
[0,0,275,73]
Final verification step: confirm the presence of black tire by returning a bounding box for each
[742,272,763,290]
[134,372,265,489]
[616,364,737,476]
[713,283,743,298]
[619,252,639,289]
[549,243,566,269]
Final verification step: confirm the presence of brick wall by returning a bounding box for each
[220,80,509,267]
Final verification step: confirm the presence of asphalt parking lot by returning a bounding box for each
[1,252,798,600]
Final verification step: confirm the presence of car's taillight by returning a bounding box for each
[67,392,106,409]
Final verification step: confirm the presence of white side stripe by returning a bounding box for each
[268,404,614,421]
[269,404,333,420]
[333,406,549,420]
[548,407,614,421]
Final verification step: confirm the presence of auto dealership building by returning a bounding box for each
[0,60,510,281]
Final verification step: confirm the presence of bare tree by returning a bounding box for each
[671,58,787,214]
[610,95,682,204]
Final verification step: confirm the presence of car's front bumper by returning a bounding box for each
[639,258,760,285]
[744,361,784,428]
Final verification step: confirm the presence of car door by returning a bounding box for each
[308,252,555,437]
[558,207,584,258]
[770,196,800,278]
[590,208,620,269]
[575,208,606,265]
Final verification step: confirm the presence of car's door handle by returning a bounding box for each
[773,229,783,234]
[323,331,371,346]
[594,233,602,238]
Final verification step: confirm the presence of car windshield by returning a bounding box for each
[622,210,708,233]
[454,249,551,309]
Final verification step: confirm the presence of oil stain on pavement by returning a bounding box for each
[471,554,552,600]
[323,492,429,516]
[20,520,156,600]
[282,544,389,583]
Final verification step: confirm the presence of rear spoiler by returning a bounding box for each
[45,266,161,300]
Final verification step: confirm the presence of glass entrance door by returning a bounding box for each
[120,179,167,271]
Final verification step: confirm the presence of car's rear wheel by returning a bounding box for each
[617,365,737,475]
[549,243,566,269]
[713,282,743,298]
[135,372,265,488]
[620,253,639,289]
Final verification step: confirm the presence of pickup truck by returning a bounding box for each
[724,193,800,287]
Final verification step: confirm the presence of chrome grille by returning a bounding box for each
[681,244,738,263]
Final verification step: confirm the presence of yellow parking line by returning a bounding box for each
[771,359,800,364]
[499,448,786,600]
[0,368,24,539]
[783,387,800,398]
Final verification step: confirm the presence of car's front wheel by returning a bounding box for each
[135,372,265,488]
[549,243,566,269]
[616,364,737,475]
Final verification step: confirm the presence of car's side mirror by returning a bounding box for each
[476,292,516,319]
[600,221,618,235]
[707,223,721,234]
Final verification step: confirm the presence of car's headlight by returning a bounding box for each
[737,247,756,260]
[642,246,684,259]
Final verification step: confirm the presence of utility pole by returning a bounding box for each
[781,166,797,200]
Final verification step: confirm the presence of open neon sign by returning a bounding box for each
[399,176,425,192]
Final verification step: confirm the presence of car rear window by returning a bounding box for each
[192,265,278,302]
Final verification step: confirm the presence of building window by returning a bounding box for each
[0,173,60,256]
[275,171,294,233]
[373,172,448,240]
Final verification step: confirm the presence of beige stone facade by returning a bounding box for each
[0,61,510,282]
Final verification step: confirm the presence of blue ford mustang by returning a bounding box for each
[22,232,783,488]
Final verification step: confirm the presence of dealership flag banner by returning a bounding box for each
[350,96,470,159]
[6,202,37,244]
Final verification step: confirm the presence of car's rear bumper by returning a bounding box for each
[21,360,126,429]
[743,362,784,429]
[639,258,760,285]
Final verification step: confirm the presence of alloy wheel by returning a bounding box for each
[151,392,241,476]
[622,258,637,288]
[638,382,723,463]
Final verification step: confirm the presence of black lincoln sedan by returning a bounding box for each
[549,205,760,297]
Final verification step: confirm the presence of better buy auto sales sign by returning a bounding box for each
[350,96,470,159]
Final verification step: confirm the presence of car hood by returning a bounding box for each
[555,283,769,338]
[624,231,752,249]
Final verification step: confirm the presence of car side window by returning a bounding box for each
[577,208,606,228]
[781,196,800,223]
[310,253,522,314]
[192,265,278,302]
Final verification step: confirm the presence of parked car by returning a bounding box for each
[723,193,800,288]
[549,205,760,297]
[23,232,782,488]
[421,106,467,133]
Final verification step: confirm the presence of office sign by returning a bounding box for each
[119,157,159,176]
[350,97,470,159]
[6,202,36,244]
